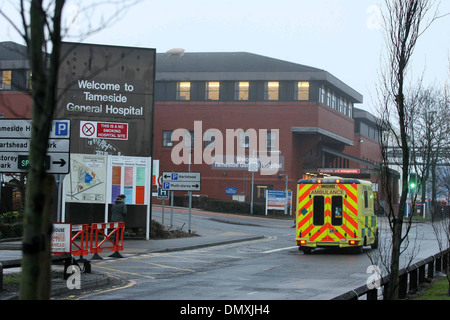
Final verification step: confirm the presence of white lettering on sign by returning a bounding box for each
[80,121,128,140]
[65,78,143,118]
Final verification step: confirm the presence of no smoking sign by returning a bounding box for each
[80,121,128,140]
[81,122,96,137]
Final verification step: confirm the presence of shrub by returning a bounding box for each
[0,222,23,239]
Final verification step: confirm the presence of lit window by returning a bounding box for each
[295,81,309,100]
[26,71,32,89]
[264,81,279,100]
[205,81,220,100]
[234,81,249,100]
[1,70,12,90]
[176,82,191,100]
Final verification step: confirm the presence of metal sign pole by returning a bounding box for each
[162,199,165,226]
[170,191,174,226]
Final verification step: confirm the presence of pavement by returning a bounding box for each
[0,214,266,300]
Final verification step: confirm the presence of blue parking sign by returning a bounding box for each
[163,182,171,190]
[55,121,69,136]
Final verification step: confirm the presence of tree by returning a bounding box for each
[377,0,442,300]
[0,0,140,299]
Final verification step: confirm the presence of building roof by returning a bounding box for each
[0,41,29,69]
[156,51,363,103]
[156,51,323,73]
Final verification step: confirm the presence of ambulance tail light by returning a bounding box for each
[349,240,358,246]
[300,240,307,245]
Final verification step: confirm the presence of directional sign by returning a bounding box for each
[162,172,201,182]
[0,139,70,153]
[162,181,201,191]
[1,152,69,174]
[0,119,71,174]
[0,119,71,139]
[157,187,169,199]
[161,171,201,191]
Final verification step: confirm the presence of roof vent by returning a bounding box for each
[166,48,185,57]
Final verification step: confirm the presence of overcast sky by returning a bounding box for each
[1,0,449,114]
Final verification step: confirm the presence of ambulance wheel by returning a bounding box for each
[351,246,363,254]
[301,248,312,255]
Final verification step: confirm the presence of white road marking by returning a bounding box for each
[261,246,298,254]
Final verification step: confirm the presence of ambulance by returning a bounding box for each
[296,177,378,254]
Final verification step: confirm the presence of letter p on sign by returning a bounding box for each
[55,121,68,136]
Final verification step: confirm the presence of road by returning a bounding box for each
[55,207,443,301]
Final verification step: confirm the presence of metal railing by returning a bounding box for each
[333,248,449,300]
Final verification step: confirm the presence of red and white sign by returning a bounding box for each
[318,168,361,174]
[80,121,128,140]
[51,223,72,254]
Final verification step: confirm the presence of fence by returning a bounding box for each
[0,222,126,290]
[90,222,125,259]
[333,248,450,300]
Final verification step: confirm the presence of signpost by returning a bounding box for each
[161,172,201,191]
[265,190,292,216]
[0,119,71,174]
[161,172,201,233]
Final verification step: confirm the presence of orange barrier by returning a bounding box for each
[90,222,125,259]
[71,224,90,257]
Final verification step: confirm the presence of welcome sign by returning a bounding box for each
[55,42,156,157]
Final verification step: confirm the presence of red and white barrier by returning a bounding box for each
[89,222,125,259]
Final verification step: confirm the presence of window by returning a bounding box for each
[364,190,369,208]
[319,85,326,104]
[266,130,278,150]
[234,81,249,100]
[264,81,279,100]
[295,81,309,100]
[205,81,220,100]
[313,196,325,226]
[1,70,12,90]
[331,196,343,226]
[327,89,331,106]
[162,130,174,147]
[176,82,191,100]
[185,130,195,148]
[26,71,32,89]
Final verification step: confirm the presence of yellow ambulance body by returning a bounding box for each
[296,177,378,254]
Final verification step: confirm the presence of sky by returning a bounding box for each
[1,0,449,114]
